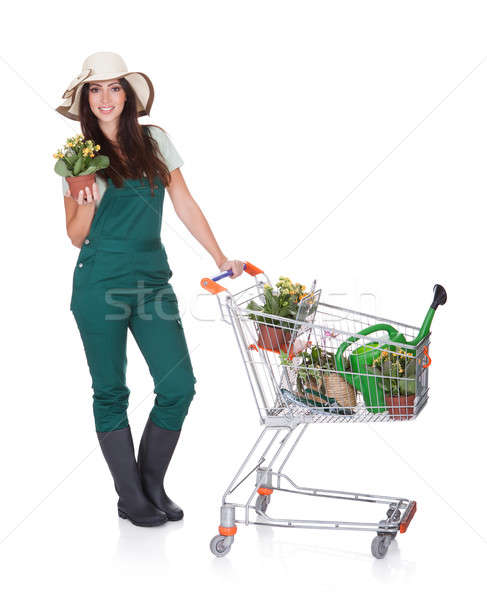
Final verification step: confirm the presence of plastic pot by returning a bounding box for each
[256,322,292,353]
[385,394,416,420]
[66,173,96,200]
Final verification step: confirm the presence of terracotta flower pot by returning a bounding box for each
[256,322,292,353]
[66,173,96,200]
[385,394,416,420]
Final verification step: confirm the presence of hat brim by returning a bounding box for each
[55,71,154,121]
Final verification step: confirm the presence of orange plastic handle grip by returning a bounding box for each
[200,261,263,295]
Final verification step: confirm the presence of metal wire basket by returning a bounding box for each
[206,269,439,425]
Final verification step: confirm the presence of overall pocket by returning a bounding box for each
[72,247,98,291]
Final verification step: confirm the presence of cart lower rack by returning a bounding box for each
[201,263,446,558]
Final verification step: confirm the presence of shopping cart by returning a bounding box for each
[201,262,446,559]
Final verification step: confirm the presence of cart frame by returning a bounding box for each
[201,264,427,559]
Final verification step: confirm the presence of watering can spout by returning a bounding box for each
[431,284,447,310]
[411,284,448,346]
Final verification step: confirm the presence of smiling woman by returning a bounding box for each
[56,51,244,531]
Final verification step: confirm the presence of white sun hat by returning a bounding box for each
[56,51,154,121]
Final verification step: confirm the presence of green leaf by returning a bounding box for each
[73,156,84,176]
[405,358,416,377]
[398,379,416,395]
[263,288,274,308]
[381,358,393,376]
[63,152,78,168]
[54,159,72,177]
[78,165,97,176]
[247,300,263,313]
[367,365,382,377]
[90,154,110,169]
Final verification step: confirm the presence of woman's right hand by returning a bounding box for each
[73,182,99,206]
[64,182,98,246]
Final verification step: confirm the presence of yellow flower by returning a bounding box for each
[90,153,95,158]
[95,144,100,151]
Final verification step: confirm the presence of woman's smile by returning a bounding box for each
[88,80,125,120]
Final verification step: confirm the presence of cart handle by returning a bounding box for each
[200,261,264,295]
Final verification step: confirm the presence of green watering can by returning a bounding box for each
[335,284,447,413]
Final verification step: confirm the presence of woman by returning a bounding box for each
[57,52,244,527]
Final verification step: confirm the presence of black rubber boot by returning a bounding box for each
[97,426,168,527]
[137,418,184,521]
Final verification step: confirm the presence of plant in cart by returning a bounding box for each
[53,133,110,200]
[367,348,417,420]
[246,277,307,352]
[279,344,357,414]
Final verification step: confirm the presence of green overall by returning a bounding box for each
[70,162,197,433]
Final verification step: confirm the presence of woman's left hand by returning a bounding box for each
[218,259,245,279]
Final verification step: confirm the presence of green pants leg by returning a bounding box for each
[129,291,197,431]
[72,288,196,433]
[72,292,131,432]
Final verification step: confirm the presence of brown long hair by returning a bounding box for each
[78,77,171,194]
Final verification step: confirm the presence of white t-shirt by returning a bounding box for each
[62,125,184,207]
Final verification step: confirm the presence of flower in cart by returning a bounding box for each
[282,344,354,406]
[246,276,310,327]
[369,349,416,395]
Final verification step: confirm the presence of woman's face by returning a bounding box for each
[88,79,126,122]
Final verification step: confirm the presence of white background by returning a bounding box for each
[0,1,484,597]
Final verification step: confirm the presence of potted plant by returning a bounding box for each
[295,345,328,405]
[53,133,109,200]
[368,348,416,420]
[246,277,307,352]
[322,352,357,409]
[280,344,357,410]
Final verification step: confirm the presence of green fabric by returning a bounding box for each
[70,163,196,432]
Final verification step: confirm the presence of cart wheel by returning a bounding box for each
[210,535,233,557]
[256,494,270,513]
[371,535,392,559]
